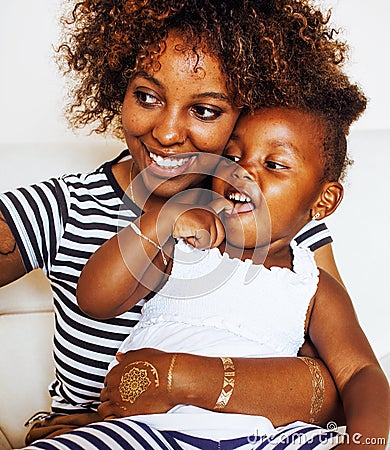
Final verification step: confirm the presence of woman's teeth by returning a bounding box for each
[228,192,252,203]
[149,151,190,169]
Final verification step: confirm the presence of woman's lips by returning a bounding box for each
[145,147,197,178]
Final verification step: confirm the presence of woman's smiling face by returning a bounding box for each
[122,30,240,198]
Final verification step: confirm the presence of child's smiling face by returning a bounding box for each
[213,107,328,254]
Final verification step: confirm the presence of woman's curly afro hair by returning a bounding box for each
[57,0,356,140]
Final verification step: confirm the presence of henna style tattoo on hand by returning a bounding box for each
[119,361,160,404]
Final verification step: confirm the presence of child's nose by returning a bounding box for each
[231,164,254,181]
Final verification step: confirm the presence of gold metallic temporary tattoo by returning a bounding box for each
[119,361,160,403]
[214,356,235,410]
[167,353,177,394]
[299,357,325,423]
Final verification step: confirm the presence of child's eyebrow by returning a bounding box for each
[228,133,240,141]
[270,139,304,161]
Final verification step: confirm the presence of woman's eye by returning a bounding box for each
[134,90,160,107]
[265,161,288,170]
[191,105,222,121]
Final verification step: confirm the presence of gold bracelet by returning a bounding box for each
[129,221,168,265]
[299,357,325,423]
[214,357,235,410]
[167,353,177,394]
[119,361,160,404]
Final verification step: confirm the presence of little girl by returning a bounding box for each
[73,97,389,448]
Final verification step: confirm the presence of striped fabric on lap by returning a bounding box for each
[24,419,343,449]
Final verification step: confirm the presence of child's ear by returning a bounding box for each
[311,182,343,220]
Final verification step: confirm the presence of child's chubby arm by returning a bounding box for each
[309,269,389,448]
[76,203,225,319]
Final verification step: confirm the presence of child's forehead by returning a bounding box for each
[231,107,326,154]
[236,107,324,136]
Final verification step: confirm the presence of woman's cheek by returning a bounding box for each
[192,127,232,155]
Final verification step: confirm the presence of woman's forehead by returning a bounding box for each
[130,35,231,100]
[136,29,219,71]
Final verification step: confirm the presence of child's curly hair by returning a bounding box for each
[251,11,367,182]
[58,0,350,139]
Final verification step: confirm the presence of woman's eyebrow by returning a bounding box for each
[133,71,231,104]
[192,92,232,104]
[132,71,163,88]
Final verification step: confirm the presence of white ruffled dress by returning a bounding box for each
[110,239,320,440]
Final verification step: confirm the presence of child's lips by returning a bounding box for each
[225,201,255,216]
[224,188,256,216]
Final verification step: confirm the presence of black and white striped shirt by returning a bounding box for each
[0,150,332,413]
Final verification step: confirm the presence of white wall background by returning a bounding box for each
[0,2,389,360]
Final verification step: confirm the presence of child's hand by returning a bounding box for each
[172,206,225,249]
[208,197,234,215]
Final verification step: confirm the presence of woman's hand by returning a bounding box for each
[99,348,176,419]
[99,348,345,427]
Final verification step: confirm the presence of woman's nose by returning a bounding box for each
[151,109,186,147]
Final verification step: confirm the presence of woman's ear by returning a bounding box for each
[311,182,344,220]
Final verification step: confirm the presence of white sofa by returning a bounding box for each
[0,133,389,449]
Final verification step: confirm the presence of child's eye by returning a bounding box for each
[191,105,222,121]
[265,161,288,170]
[225,154,241,163]
[134,90,160,107]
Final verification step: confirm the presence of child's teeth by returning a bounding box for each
[229,192,251,202]
[150,152,189,168]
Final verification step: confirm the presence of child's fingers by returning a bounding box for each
[192,225,225,250]
[209,198,233,215]
[189,229,212,250]
[214,219,226,248]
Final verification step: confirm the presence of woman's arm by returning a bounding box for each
[309,270,389,448]
[313,242,345,288]
[99,348,343,426]
[0,211,26,287]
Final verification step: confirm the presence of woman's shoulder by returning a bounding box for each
[58,149,130,197]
